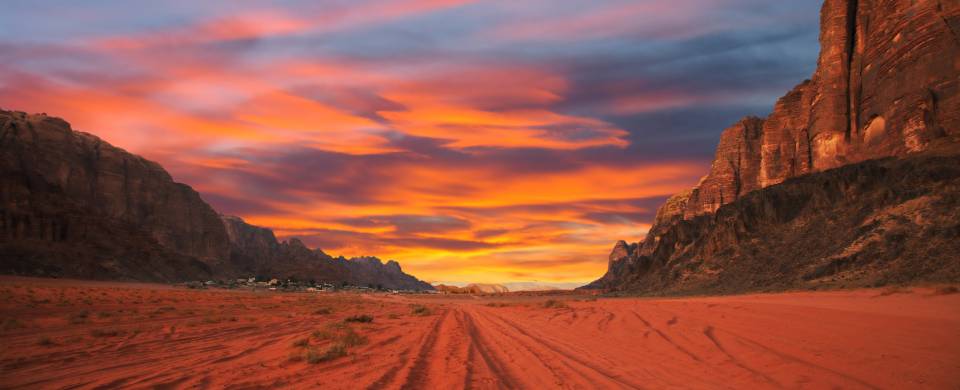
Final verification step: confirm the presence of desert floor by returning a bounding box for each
[0,277,958,389]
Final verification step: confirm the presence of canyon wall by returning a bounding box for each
[679,0,960,219]
[0,110,229,280]
[587,0,960,292]
[0,109,433,289]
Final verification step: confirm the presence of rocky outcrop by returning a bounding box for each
[220,215,433,290]
[590,153,960,294]
[581,241,636,289]
[0,110,229,281]
[0,108,432,289]
[586,0,960,292]
[338,256,434,291]
[678,0,960,219]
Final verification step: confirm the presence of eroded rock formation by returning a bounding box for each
[221,215,433,290]
[0,109,432,289]
[586,0,960,292]
[0,110,229,280]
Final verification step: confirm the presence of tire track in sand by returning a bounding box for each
[473,307,641,389]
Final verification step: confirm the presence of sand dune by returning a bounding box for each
[1,278,957,389]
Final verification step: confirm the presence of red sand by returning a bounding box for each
[1,277,958,389]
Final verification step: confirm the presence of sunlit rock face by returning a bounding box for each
[587,0,960,293]
[679,0,960,220]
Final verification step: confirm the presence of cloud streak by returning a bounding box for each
[0,0,821,283]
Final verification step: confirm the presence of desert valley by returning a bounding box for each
[2,278,959,389]
[2,0,960,388]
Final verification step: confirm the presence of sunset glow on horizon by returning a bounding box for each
[0,0,822,284]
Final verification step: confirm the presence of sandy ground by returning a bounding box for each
[0,278,958,389]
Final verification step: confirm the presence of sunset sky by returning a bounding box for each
[0,0,821,285]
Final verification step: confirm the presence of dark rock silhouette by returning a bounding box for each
[0,109,432,289]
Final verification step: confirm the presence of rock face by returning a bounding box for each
[337,256,434,291]
[678,0,960,219]
[0,110,229,281]
[220,215,433,290]
[0,109,432,289]
[585,0,960,293]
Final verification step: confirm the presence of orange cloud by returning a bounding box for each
[0,0,731,285]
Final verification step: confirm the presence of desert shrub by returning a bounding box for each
[37,337,56,346]
[288,350,304,362]
[1,318,25,331]
[485,302,509,308]
[69,310,90,324]
[410,304,432,316]
[542,299,568,309]
[314,307,333,315]
[155,306,176,314]
[312,329,334,340]
[344,314,373,323]
[91,329,123,337]
[933,286,959,295]
[878,286,911,296]
[340,328,368,347]
[292,337,309,348]
[303,343,348,364]
[316,343,348,363]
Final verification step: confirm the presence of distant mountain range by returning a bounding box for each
[0,110,432,290]
[584,0,960,294]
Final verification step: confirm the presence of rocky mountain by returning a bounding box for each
[0,109,432,289]
[336,256,434,291]
[1,110,229,281]
[585,0,960,293]
[221,214,432,290]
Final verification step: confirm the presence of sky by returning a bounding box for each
[0,0,822,285]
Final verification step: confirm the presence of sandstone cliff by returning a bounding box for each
[586,0,960,292]
[221,215,433,290]
[0,110,229,281]
[0,109,433,289]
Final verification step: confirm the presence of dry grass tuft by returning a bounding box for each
[344,314,373,323]
[878,286,911,296]
[932,285,959,295]
[69,310,90,325]
[1,318,25,331]
[410,304,432,316]
[90,329,124,337]
[37,337,56,346]
[543,299,569,309]
[292,337,309,348]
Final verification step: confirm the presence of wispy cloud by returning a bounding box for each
[0,0,821,283]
